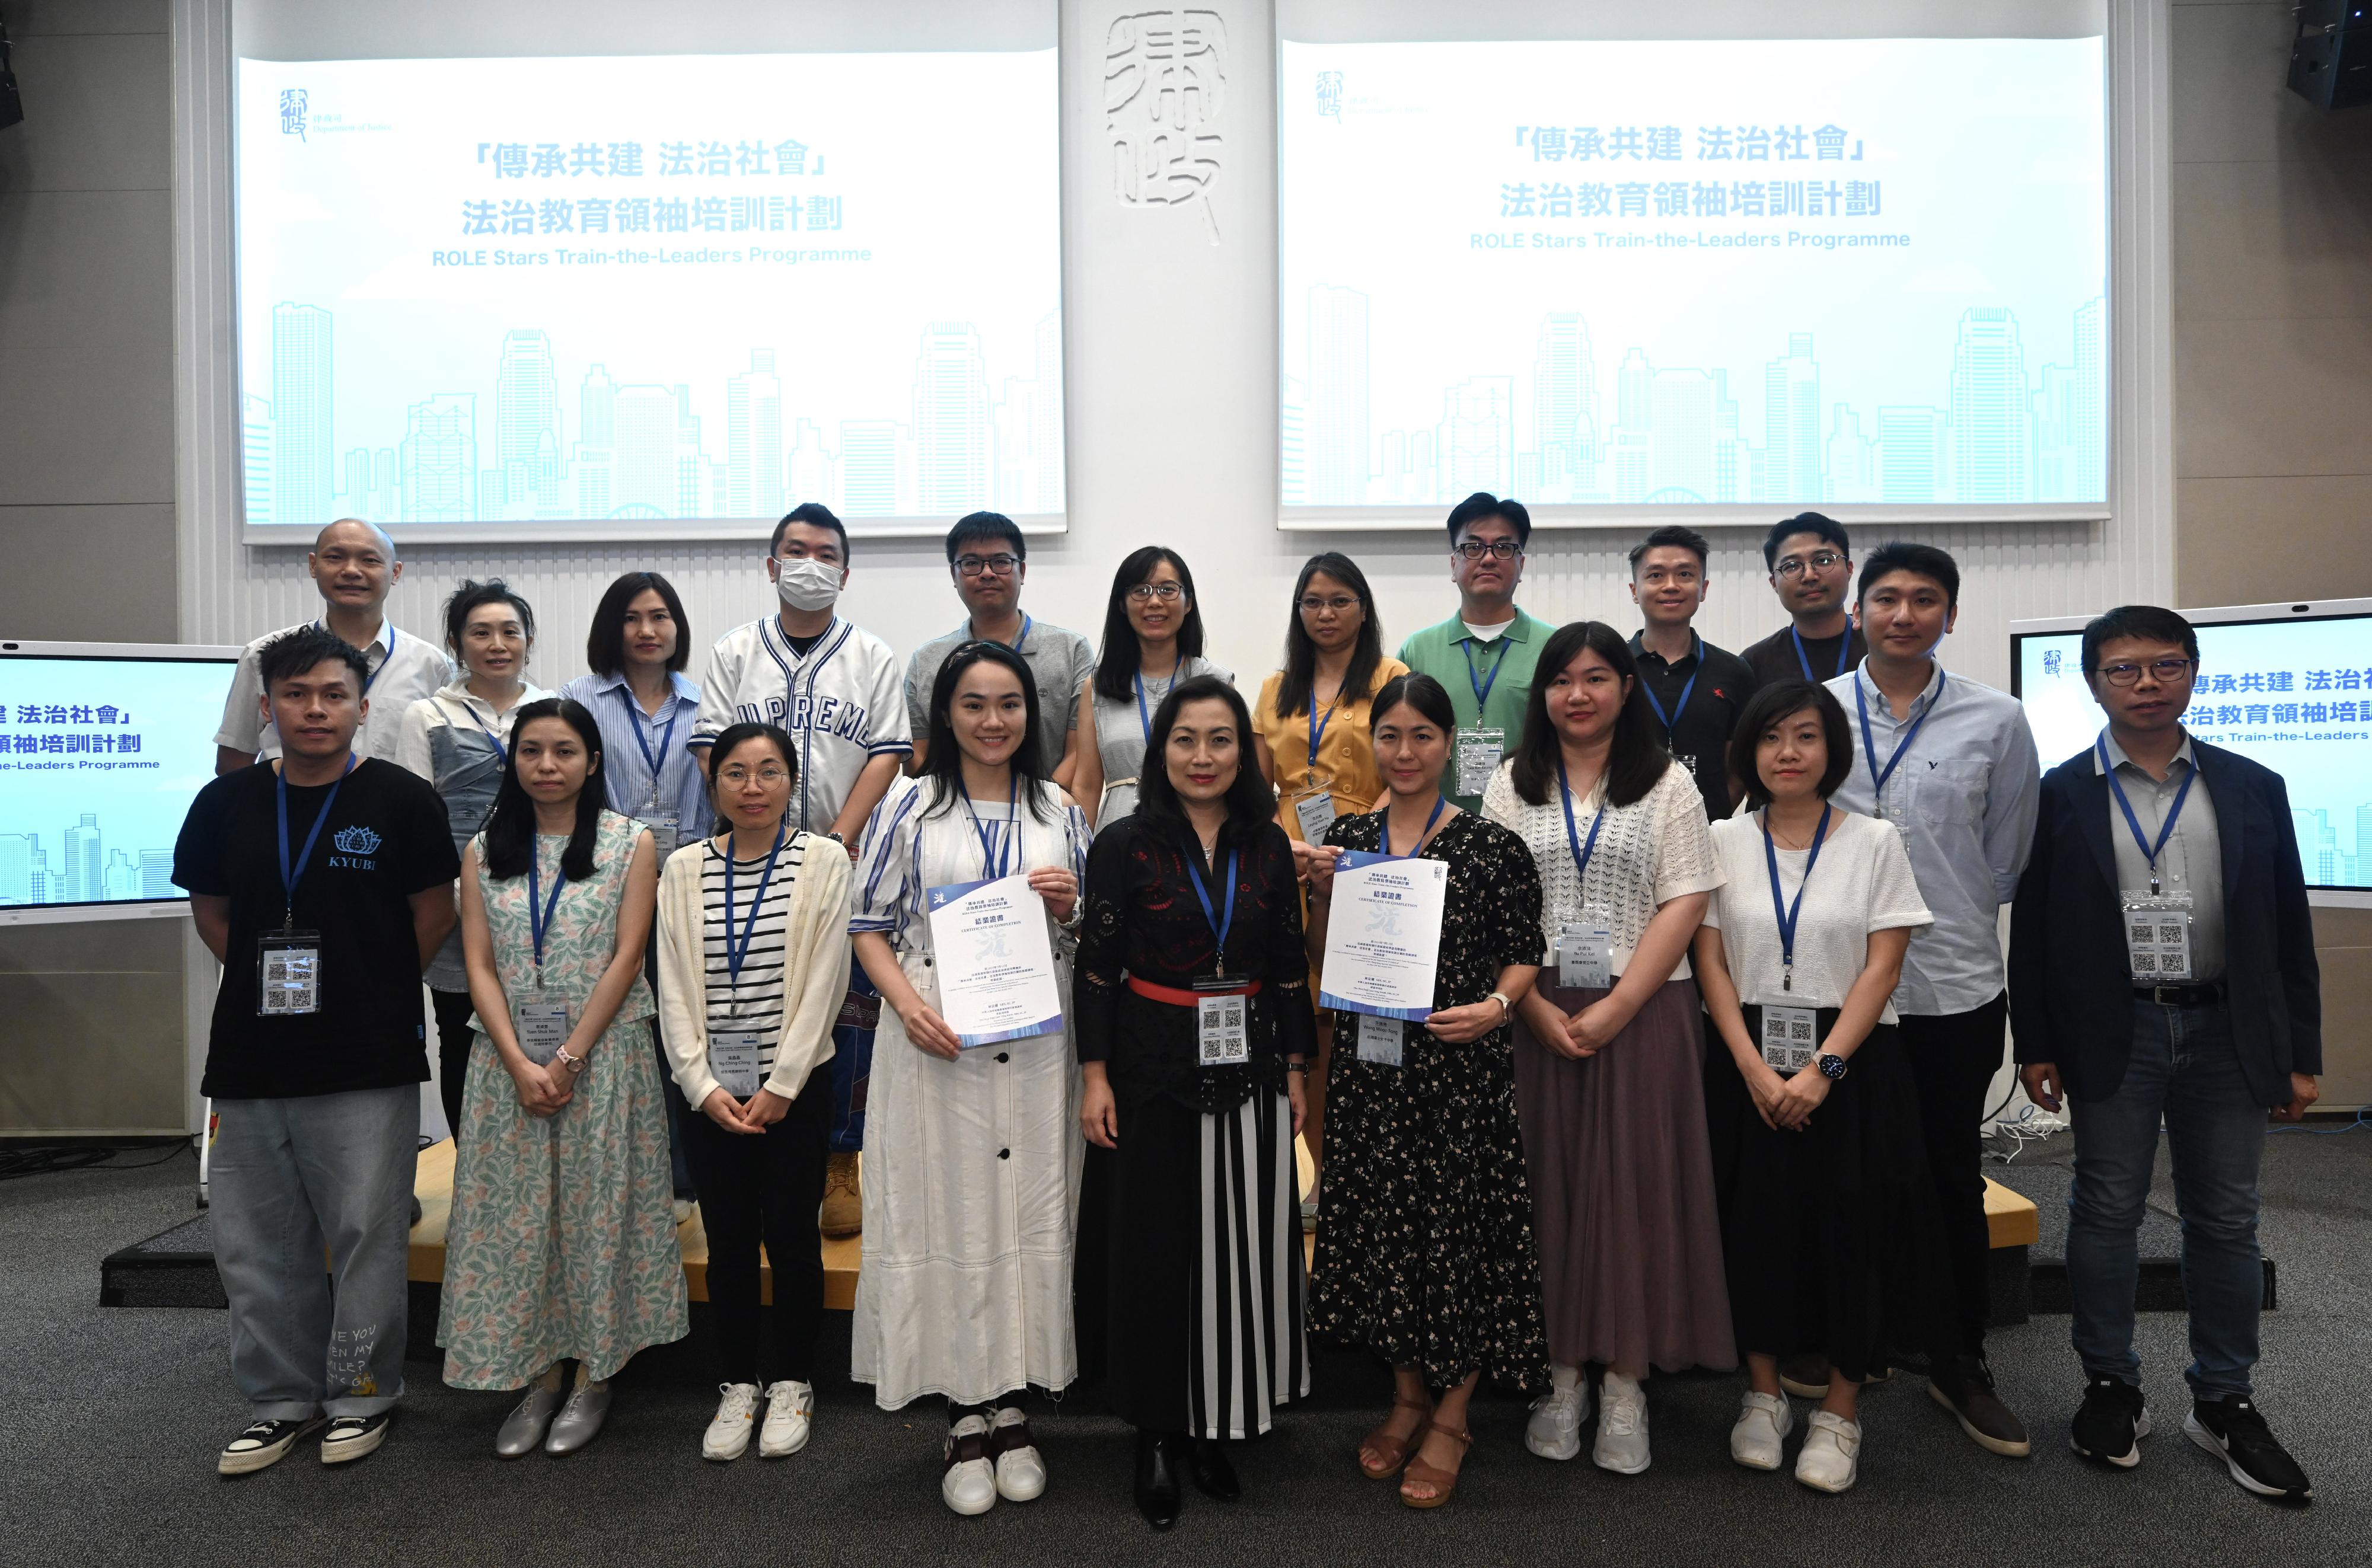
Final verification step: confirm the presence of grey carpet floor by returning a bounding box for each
[4,1128,2365,1568]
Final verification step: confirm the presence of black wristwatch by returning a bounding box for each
[1816,1053,1849,1081]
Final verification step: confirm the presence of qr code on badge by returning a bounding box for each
[1222,1002,1244,1030]
[2133,951,2159,975]
[1790,1019,1814,1041]
[2159,924,2185,943]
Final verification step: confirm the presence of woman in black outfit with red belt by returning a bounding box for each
[1075,675,1315,1531]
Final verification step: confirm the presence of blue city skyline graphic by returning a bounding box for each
[1281,290,2106,509]
[0,810,182,908]
[246,304,1066,529]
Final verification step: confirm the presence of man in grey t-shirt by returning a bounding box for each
[904,511,1094,784]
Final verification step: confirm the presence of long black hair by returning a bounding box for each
[1509,621,1671,809]
[917,640,1053,822]
[482,698,605,882]
[704,722,799,839]
[1135,674,1276,842]
[1092,545,1209,703]
[584,570,690,678]
[1273,551,1385,720]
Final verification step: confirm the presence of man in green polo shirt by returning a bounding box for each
[1396,492,1555,811]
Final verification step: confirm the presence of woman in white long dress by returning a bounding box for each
[849,639,1091,1518]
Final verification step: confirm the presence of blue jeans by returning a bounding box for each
[209,1086,419,1419]
[827,954,876,1154]
[2067,1001,2266,1401]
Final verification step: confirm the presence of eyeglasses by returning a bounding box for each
[2098,658,2198,688]
[716,765,792,786]
[1126,582,1184,603]
[1299,595,1359,615]
[1774,551,1845,579]
[1453,540,1523,561]
[955,553,1020,577]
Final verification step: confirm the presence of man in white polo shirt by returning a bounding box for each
[213,518,448,776]
[691,501,912,1236]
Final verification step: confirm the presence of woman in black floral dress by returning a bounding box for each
[1303,672,1548,1510]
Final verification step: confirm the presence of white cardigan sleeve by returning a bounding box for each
[763,837,852,1101]
[655,842,720,1110]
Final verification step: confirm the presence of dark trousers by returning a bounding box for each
[1898,992,2008,1359]
[679,1070,832,1386]
[432,987,476,1145]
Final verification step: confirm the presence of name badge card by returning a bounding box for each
[514,1002,570,1066]
[1453,728,1506,797]
[640,812,680,863]
[2122,892,2195,982]
[1295,788,1338,844]
[1760,1005,1819,1073]
[257,932,323,1017]
[1356,1011,1404,1067]
[1556,907,1615,991]
[709,1030,765,1098]
[1318,851,1449,1021]
[1197,991,1251,1066]
[926,874,1063,1049]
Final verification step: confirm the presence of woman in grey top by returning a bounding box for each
[1072,545,1232,828]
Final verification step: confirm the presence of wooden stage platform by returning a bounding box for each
[406,1139,2040,1312]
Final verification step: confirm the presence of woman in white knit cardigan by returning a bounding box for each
[653,721,853,1464]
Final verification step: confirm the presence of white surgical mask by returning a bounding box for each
[773,557,843,612]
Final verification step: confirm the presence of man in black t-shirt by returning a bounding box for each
[1740,512,1869,688]
[1625,524,1758,820]
[174,627,458,1476]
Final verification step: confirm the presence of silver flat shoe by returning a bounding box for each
[495,1385,563,1458]
[543,1383,611,1456]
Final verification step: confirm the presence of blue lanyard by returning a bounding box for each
[1385,794,1446,858]
[275,754,356,928]
[1555,755,1605,885]
[1638,634,1700,742]
[1306,692,1340,768]
[1761,804,1834,991]
[1460,634,1514,710]
[465,701,509,767]
[958,771,1020,880]
[525,834,568,984]
[972,612,1032,654]
[1181,837,1239,970]
[613,685,681,787]
[722,826,788,988]
[1133,660,1179,745]
[1853,670,1937,813]
[2097,734,2198,896]
[316,620,393,695]
[1791,624,1851,682]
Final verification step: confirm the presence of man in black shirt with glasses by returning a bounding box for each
[1741,512,1867,689]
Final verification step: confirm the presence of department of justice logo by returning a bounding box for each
[280,88,307,140]
[334,825,381,855]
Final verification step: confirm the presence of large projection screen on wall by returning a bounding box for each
[232,1,1063,544]
[1276,1,2110,528]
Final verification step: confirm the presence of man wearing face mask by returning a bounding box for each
[691,502,913,1237]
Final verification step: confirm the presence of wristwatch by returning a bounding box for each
[1816,1053,1848,1081]
[1487,991,1513,1023]
[555,1046,588,1075]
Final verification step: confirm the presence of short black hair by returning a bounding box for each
[1762,512,1850,572]
[1857,541,1960,609]
[771,502,849,560]
[1729,681,1854,810]
[1134,675,1277,841]
[704,722,801,838]
[945,510,1025,564]
[1445,492,1531,547]
[2080,605,2199,679]
[1628,525,1710,573]
[256,624,368,691]
[442,578,535,652]
[584,570,690,678]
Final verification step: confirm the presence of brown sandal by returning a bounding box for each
[1358,1397,1433,1480]
[1399,1423,1472,1509]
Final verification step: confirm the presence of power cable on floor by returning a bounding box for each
[0,1140,192,1182]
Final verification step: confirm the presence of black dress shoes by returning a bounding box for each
[1188,1437,1240,1501]
[1134,1429,1183,1529]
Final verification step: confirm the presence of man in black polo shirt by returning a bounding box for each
[174,626,459,1476]
[1739,511,1868,687]
[1625,523,1757,819]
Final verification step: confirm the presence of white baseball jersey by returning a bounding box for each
[690,614,912,834]
[212,618,451,772]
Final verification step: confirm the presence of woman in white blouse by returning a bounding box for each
[1482,620,1733,1477]
[849,641,1091,1518]
[1692,681,1937,1494]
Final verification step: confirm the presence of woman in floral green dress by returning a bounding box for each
[439,697,688,1457]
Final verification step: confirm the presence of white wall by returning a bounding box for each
[178,0,2173,717]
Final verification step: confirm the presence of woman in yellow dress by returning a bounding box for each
[1250,551,1406,1221]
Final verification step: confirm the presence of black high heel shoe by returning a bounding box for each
[1188,1436,1240,1501]
[1134,1429,1183,1530]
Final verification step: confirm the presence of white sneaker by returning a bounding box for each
[672,1197,696,1227]
[702,1382,758,1461]
[1593,1373,1652,1474]
[759,1380,813,1458]
[1732,1390,1794,1471]
[942,1414,998,1516]
[989,1406,1047,1502]
[1525,1381,1590,1460]
[1796,1410,1861,1493]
